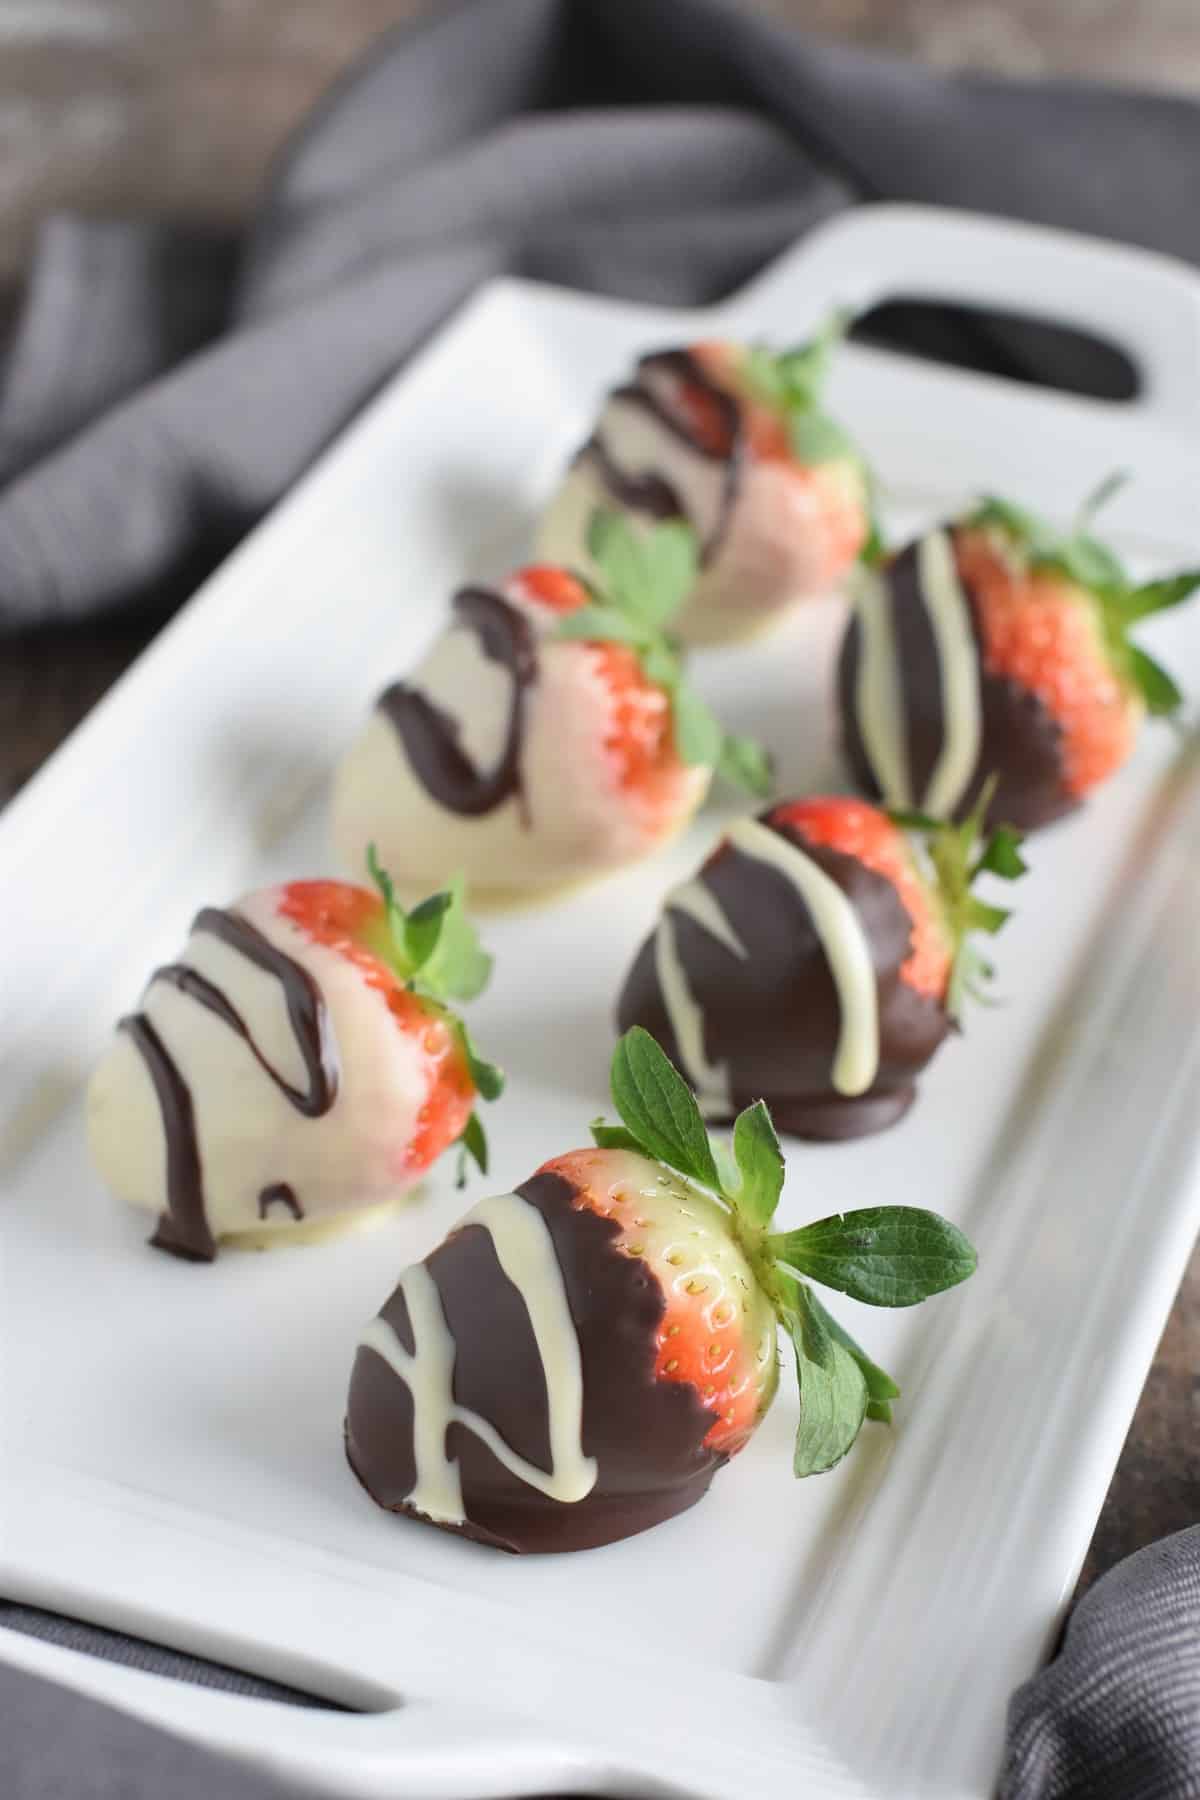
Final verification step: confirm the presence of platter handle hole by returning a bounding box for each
[848,298,1140,403]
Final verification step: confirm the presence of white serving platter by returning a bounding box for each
[4,204,1200,1800]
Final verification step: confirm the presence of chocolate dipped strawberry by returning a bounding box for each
[535,322,874,644]
[333,513,770,897]
[86,856,502,1262]
[345,1028,975,1552]
[839,482,1200,830]
[618,794,1025,1141]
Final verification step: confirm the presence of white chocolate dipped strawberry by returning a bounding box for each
[333,515,771,898]
[86,859,502,1261]
[535,322,875,645]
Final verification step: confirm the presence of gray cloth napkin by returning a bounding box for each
[5,0,1200,1795]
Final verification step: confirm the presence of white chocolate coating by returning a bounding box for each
[536,397,865,644]
[86,888,432,1245]
[333,579,709,895]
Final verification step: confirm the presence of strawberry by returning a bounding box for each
[345,1028,976,1553]
[770,797,954,1002]
[839,483,1200,831]
[278,865,500,1179]
[86,853,502,1262]
[617,794,1025,1142]
[334,514,771,899]
[534,317,875,646]
[508,559,700,812]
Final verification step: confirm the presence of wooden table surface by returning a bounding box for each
[3,0,1198,1607]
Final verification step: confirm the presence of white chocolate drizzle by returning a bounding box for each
[359,1190,598,1524]
[918,529,983,817]
[727,817,880,1097]
[666,877,748,960]
[853,564,912,808]
[653,877,748,1115]
[655,914,731,1116]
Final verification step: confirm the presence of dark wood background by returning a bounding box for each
[3,0,1199,1591]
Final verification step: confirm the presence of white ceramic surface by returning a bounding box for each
[3,204,1200,1800]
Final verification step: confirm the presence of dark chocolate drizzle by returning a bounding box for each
[377,586,537,821]
[345,1171,724,1553]
[122,906,339,1262]
[839,528,1072,832]
[618,819,951,1142]
[582,432,684,523]
[119,1014,216,1263]
[259,1183,304,1222]
[579,347,744,566]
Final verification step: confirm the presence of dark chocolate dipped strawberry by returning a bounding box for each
[839,481,1200,831]
[333,514,770,898]
[617,794,1025,1141]
[86,855,502,1261]
[536,319,875,644]
[345,1028,976,1552]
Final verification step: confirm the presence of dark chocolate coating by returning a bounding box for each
[377,586,537,821]
[345,1171,724,1553]
[122,905,338,1262]
[617,824,951,1141]
[838,532,1074,832]
[578,346,744,567]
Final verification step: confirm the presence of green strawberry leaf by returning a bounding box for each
[1072,468,1129,539]
[414,876,493,1003]
[1056,534,1127,593]
[731,1099,785,1228]
[789,410,854,466]
[555,603,650,647]
[742,345,787,407]
[974,825,1027,881]
[402,890,452,971]
[895,784,1025,1023]
[638,638,682,690]
[718,733,774,798]
[562,509,769,784]
[964,895,1011,935]
[671,680,725,770]
[639,519,700,627]
[885,807,946,834]
[709,1133,743,1203]
[1118,571,1200,620]
[455,1111,489,1188]
[610,1026,721,1193]
[784,1277,870,1477]
[366,850,502,1176]
[454,1020,505,1103]
[1128,646,1185,716]
[806,1289,900,1423]
[771,1206,977,1308]
[971,493,1054,555]
[586,510,654,621]
[367,841,415,979]
[589,1118,645,1153]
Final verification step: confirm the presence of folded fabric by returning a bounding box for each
[0,1659,302,1800]
[4,1,1200,1797]
[5,0,1200,633]
[1003,1526,1200,1800]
